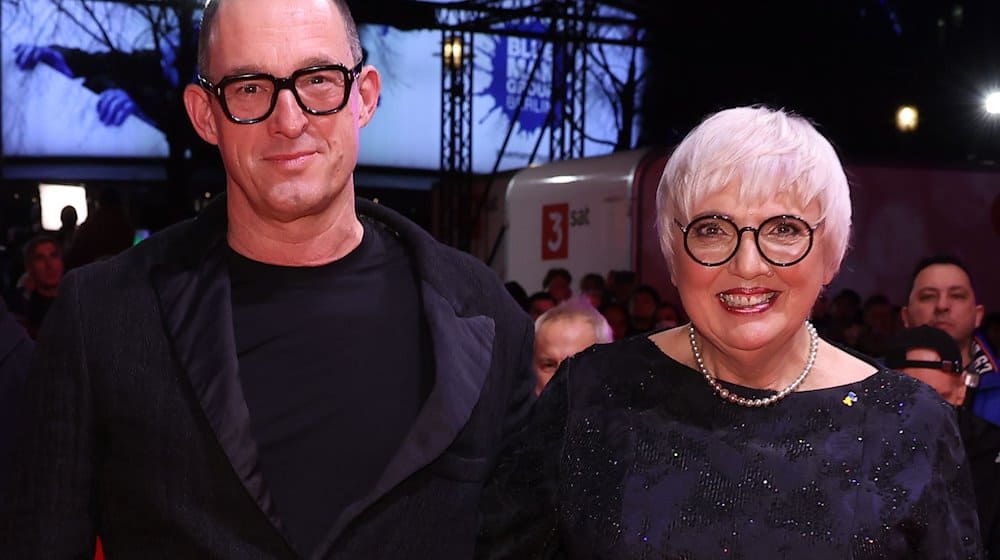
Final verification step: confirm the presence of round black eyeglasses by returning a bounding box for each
[198,60,364,124]
[674,214,822,267]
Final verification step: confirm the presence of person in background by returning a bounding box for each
[504,281,529,312]
[606,269,637,305]
[9,234,64,339]
[56,205,79,254]
[527,291,557,320]
[885,325,1000,557]
[1,0,534,557]
[63,187,135,271]
[542,267,573,303]
[532,298,612,396]
[901,254,999,425]
[476,105,980,558]
[820,287,863,348]
[578,272,606,308]
[857,293,897,360]
[626,284,661,335]
[598,301,629,341]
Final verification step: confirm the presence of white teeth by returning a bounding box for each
[718,292,776,307]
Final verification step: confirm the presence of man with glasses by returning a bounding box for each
[885,325,1000,556]
[1,0,535,558]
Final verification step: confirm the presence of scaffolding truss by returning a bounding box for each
[412,0,650,248]
[433,0,648,175]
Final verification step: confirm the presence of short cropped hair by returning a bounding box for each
[197,0,363,79]
[535,298,613,344]
[655,105,852,276]
[907,254,978,300]
[543,267,572,289]
[528,291,556,306]
[23,233,60,266]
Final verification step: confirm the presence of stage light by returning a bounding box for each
[985,92,1000,115]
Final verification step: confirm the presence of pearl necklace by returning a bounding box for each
[688,321,819,407]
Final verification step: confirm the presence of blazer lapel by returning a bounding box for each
[150,211,285,535]
[374,281,495,489]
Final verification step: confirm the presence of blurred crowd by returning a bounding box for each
[508,264,1000,396]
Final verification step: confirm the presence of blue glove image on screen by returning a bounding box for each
[12,31,183,129]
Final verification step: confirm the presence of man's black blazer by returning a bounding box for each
[0,196,535,559]
[0,297,34,482]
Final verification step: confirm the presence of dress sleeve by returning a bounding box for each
[476,360,572,559]
[914,401,984,559]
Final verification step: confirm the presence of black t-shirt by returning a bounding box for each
[228,217,432,557]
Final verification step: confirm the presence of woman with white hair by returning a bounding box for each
[475,106,981,558]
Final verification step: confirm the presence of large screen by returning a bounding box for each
[1,0,189,158]
[2,1,644,171]
[358,9,646,173]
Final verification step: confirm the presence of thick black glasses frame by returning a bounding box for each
[674,214,820,267]
[198,60,364,124]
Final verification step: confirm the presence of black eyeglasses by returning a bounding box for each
[198,61,364,124]
[674,214,822,267]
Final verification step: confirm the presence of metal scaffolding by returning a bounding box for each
[434,0,648,174]
[422,0,649,249]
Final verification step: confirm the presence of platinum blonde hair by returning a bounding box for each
[655,105,852,277]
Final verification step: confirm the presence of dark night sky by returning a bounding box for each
[353,0,1000,167]
[637,1,1000,166]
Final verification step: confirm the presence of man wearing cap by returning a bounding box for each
[901,254,999,425]
[886,324,1000,556]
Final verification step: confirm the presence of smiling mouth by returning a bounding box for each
[718,292,778,308]
[266,151,315,162]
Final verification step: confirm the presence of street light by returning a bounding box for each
[896,105,919,132]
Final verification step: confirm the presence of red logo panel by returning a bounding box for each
[542,203,569,260]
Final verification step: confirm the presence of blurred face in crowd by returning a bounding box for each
[902,264,983,346]
[630,290,658,321]
[26,241,64,294]
[547,275,572,303]
[529,297,556,320]
[533,317,597,396]
[864,300,895,335]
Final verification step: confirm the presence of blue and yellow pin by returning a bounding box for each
[842,391,858,407]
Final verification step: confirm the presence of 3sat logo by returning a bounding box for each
[541,203,590,260]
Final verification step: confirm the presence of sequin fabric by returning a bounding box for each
[476,336,984,559]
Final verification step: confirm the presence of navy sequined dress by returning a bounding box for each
[476,335,983,559]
